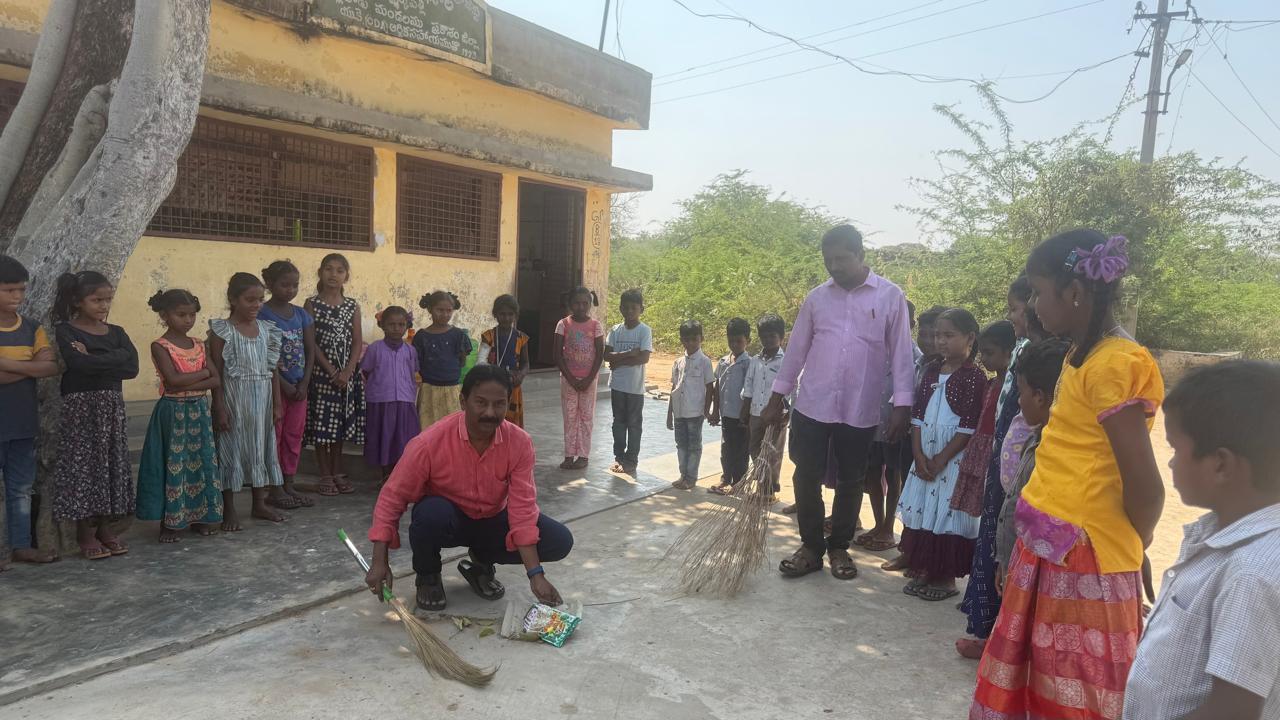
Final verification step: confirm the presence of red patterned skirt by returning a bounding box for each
[970,538,1142,720]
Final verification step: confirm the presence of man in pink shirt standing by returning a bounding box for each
[761,225,916,581]
[364,365,573,612]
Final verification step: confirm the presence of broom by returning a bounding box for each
[665,424,783,597]
[338,529,497,688]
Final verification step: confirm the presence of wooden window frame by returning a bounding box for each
[396,154,503,262]
[148,116,376,251]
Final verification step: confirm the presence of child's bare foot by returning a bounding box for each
[159,527,182,544]
[11,547,58,564]
[251,501,287,523]
[880,554,909,572]
[222,505,243,532]
[191,524,217,537]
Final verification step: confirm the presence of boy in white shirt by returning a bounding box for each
[667,320,714,490]
[605,289,653,475]
[1125,361,1280,720]
[741,314,788,503]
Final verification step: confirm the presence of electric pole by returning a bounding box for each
[1136,0,1188,164]
[598,0,612,52]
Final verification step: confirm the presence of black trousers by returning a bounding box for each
[719,416,749,484]
[788,411,876,553]
[611,390,645,467]
[408,496,574,578]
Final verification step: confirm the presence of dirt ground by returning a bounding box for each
[646,351,1195,586]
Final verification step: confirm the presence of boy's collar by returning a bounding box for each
[1190,504,1280,549]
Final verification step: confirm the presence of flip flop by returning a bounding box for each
[917,586,960,602]
[861,538,899,552]
[101,540,129,556]
[903,578,926,596]
[707,484,733,496]
[457,559,505,601]
[956,637,987,660]
[80,544,112,560]
[316,476,341,497]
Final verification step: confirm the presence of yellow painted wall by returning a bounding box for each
[0,0,626,401]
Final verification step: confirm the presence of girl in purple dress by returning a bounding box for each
[360,306,421,481]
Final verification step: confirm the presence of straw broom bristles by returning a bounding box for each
[389,597,497,688]
[666,425,783,598]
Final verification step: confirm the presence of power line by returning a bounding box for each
[655,0,990,84]
[1203,28,1280,134]
[659,0,1102,90]
[656,0,1125,106]
[1188,69,1280,159]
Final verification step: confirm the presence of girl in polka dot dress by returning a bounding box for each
[304,254,365,495]
[896,307,987,603]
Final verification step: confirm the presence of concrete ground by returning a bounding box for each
[2,360,1197,718]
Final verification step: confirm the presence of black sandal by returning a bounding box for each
[457,558,505,601]
[779,547,823,578]
[415,572,447,612]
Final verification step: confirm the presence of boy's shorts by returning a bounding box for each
[867,438,912,475]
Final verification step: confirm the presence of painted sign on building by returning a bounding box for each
[311,0,491,73]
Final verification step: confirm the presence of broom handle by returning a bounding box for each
[338,529,394,603]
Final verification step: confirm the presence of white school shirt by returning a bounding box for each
[669,349,713,419]
[1124,504,1280,720]
[741,348,787,418]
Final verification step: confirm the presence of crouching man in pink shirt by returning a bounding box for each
[364,365,572,611]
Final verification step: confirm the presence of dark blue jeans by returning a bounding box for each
[1,437,37,555]
[408,496,574,579]
[611,390,644,467]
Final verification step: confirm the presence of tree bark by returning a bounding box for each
[0,0,133,248]
[1,0,211,552]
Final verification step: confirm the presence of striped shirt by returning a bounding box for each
[1124,504,1280,720]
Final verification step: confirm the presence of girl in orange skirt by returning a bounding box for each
[480,294,530,427]
[971,230,1164,720]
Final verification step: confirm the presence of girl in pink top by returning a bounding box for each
[553,286,604,470]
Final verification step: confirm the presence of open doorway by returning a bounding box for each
[516,180,585,368]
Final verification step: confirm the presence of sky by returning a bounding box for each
[489,0,1280,247]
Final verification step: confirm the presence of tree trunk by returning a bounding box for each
[0,0,134,247]
[0,0,211,553]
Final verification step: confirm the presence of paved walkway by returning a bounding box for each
[0,393,686,705]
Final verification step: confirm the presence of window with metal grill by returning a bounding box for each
[0,79,24,131]
[149,116,374,249]
[397,155,501,260]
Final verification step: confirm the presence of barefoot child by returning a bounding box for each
[1125,361,1280,720]
[0,255,60,569]
[896,308,986,602]
[709,318,751,495]
[259,261,316,509]
[136,289,223,542]
[305,254,364,495]
[51,271,139,559]
[973,231,1165,717]
[667,320,714,490]
[209,272,287,530]
[480,294,530,427]
[855,301,924,550]
[361,306,420,481]
[413,290,471,430]
[605,289,652,474]
[553,286,604,470]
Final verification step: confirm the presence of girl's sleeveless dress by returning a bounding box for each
[136,338,223,528]
[210,318,283,491]
[306,297,365,446]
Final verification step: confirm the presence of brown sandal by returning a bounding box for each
[317,476,341,497]
[779,547,823,578]
[828,549,858,580]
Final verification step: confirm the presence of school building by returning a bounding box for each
[0,0,651,401]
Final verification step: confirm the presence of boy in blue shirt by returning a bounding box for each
[0,255,61,570]
[708,318,751,495]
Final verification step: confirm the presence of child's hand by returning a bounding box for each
[666,414,674,431]
[914,453,934,481]
[273,401,285,424]
[294,380,309,402]
[333,368,351,389]
[214,405,231,433]
[708,410,720,426]
[994,564,1004,595]
[34,346,54,362]
[70,341,88,355]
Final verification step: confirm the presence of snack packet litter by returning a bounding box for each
[521,603,582,647]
